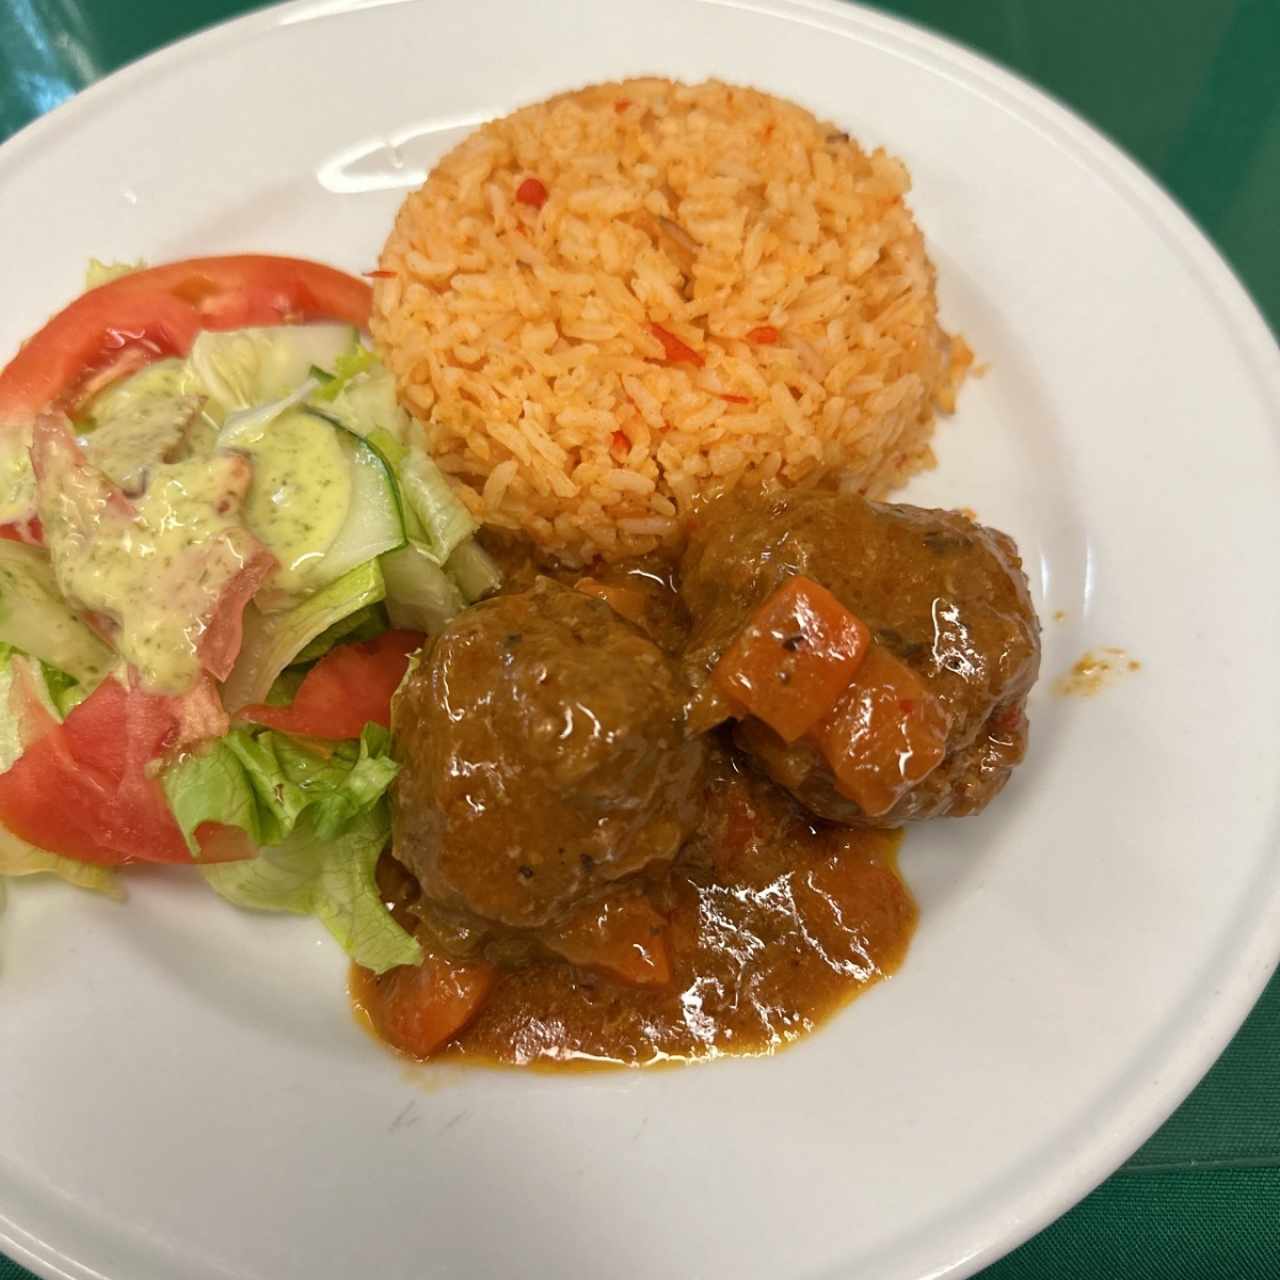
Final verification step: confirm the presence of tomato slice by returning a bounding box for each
[197,550,279,682]
[0,670,232,865]
[238,629,423,740]
[0,517,43,545]
[0,255,373,423]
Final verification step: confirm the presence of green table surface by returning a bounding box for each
[1,1,1277,1277]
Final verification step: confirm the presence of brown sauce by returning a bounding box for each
[1054,647,1141,696]
[353,748,915,1069]
[353,533,921,1070]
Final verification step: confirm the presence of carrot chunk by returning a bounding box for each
[543,893,672,987]
[712,575,871,742]
[811,645,949,817]
[358,950,495,1060]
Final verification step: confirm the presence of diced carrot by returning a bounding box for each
[712,575,871,743]
[543,893,672,986]
[516,177,548,208]
[811,645,950,817]
[614,98,631,113]
[575,576,649,628]
[649,322,705,367]
[610,429,630,455]
[747,326,779,344]
[357,950,495,1060]
[720,393,751,404]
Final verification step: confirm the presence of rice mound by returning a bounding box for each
[373,78,970,564]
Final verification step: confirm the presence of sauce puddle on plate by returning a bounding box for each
[353,752,916,1070]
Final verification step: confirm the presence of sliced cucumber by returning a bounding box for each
[0,541,114,687]
[309,364,477,566]
[230,406,406,610]
[221,559,386,712]
[235,407,353,600]
[299,410,408,596]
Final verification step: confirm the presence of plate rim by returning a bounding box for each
[1,2,1278,1279]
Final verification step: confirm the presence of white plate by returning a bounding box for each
[2,2,1278,1278]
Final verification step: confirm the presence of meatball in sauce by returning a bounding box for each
[681,489,1040,825]
[391,577,705,930]
[358,488,1040,1068]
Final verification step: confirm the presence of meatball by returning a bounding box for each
[392,577,706,929]
[681,488,1040,825]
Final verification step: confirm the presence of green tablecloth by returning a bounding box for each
[0,1,1276,1276]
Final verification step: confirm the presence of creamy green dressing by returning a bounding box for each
[0,424,36,526]
[38,444,261,693]
[11,328,408,695]
[84,394,202,491]
[237,409,352,597]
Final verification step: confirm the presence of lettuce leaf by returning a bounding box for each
[310,340,376,402]
[163,723,399,852]
[201,806,419,974]
[398,448,476,565]
[85,258,145,289]
[221,558,386,712]
[162,723,416,972]
[293,603,387,664]
[0,826,124,900]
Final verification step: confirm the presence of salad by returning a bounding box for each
[0,255,498,972]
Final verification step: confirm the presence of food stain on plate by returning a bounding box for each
[1054,647,1141,697]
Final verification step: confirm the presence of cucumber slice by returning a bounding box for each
[236,407,353,600]
[308,366,475,565]
[0,541,114,687]
[298,411,408,595]
[222,559,386,711]
[233,406,407,611]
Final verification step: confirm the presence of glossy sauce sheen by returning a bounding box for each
[358,755,913,1068]
[358,556,917,1069]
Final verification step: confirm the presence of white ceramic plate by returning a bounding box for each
[2,2,1278,1278]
